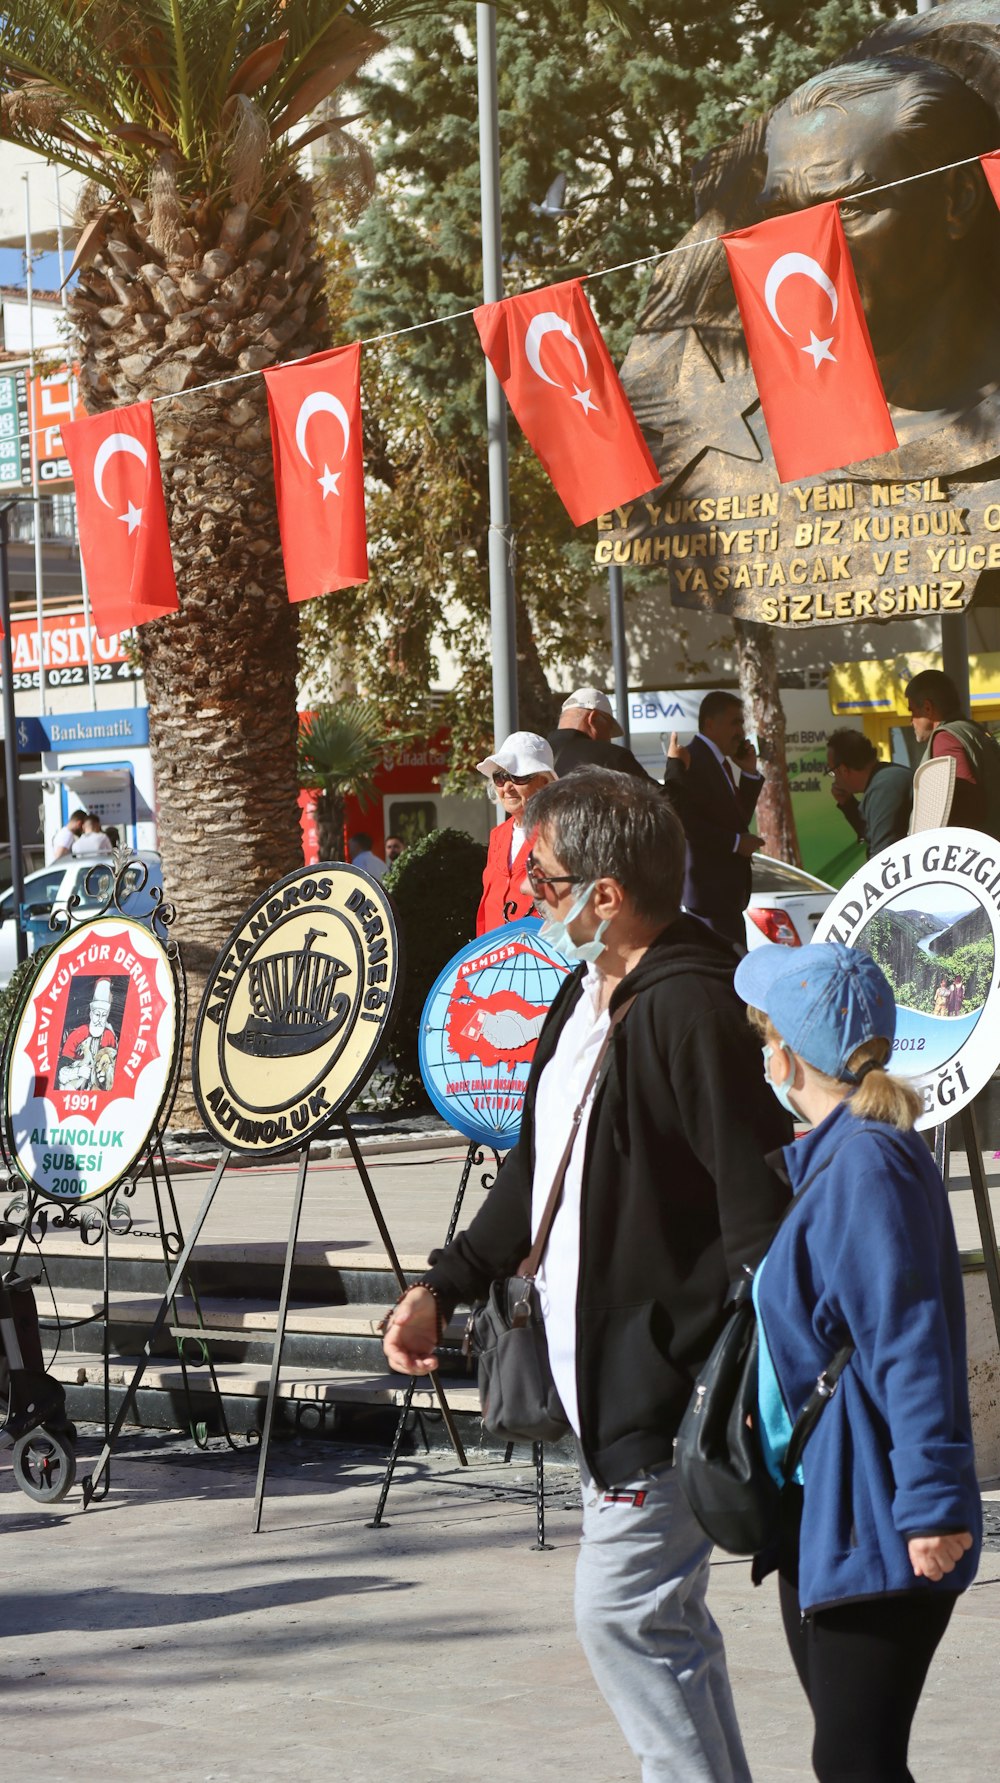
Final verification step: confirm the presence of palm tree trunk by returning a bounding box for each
[734,620,801,867]
[314,790,346,863]
[70,181,331,1120]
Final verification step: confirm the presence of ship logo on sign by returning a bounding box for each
[192,864,401,1158]
[230,927,351,1059]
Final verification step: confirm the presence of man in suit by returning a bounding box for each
[664,691,763,950]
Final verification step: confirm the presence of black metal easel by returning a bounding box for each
[80,1112,469,1518]
[367,1139,554,1551]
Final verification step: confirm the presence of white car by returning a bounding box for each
[744,854,835,950]
[0,852,164,988]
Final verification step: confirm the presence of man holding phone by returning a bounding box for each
[663,690,763,950]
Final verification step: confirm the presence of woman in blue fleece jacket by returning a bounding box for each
[734,941,980,1783]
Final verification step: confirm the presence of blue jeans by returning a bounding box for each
[575,1461,752,1783]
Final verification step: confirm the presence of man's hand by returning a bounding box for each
[908,1532,973,1581]
[830,783,852,807]
[381,1285,441,1375]
[733,739,758,774]
[667,732,690,769]
[736,833,763,858]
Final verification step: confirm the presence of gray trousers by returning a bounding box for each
[575,1461,752,1783]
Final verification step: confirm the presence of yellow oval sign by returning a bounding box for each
[193,864,401,1156]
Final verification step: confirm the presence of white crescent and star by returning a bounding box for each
[294,390,352,499]
[523,311,599,416]
[93,431,147,534]
[763,252,839,369]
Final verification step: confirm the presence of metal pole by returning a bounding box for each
[23,176,47,720]
[55,165,98,714]
[608,565,631,746]
[476,3,518,749]
[0,506,27,964]
[910,1,971,709]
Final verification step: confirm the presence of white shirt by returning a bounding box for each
[72,832,113,856]
[509,822,527,864]
[531,965,609,1436]
[352,849,386,881]
[50,823,78,859]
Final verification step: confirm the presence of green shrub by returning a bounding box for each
[381,827,486,1103]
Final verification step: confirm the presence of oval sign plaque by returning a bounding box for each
[2,914,179,1204]
[193,863,401,1156]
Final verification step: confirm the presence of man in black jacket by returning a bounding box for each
[548,685,653,780]
[663,690,763,950]
[383,768,790,1783]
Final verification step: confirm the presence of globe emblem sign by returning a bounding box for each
[418,919,573,1149]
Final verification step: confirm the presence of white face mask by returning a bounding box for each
[539,880,609,965]
[762,1042,803,1121]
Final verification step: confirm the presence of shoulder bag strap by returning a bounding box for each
[782,1341,855,1481]
[519,993,636,1279]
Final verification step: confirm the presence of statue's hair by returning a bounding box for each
[777,54,999,170]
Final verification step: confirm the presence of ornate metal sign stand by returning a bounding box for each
[81,862,468,1526]
[0,850,244,1494]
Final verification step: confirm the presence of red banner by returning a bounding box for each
[722,201,897,481]
[474,278,659,526]
[263,343,368,602]
[61,402,179,638]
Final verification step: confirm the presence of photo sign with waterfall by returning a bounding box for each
[2,914,179,1204]
[192,863,401,1157]
[814,828,1000,1131]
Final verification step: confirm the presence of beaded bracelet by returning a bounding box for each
[377,1280,446,1341]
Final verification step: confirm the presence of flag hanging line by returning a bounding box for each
[136,145,987,411]
[4,142,990,452]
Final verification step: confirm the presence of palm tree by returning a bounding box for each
[0,0,429,1046]
[297,701,382,862]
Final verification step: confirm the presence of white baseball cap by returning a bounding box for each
[476,731,557,781]
[561,686,623,737]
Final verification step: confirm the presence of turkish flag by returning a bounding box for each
[722,202,897,481]
[263,343,368,602]
[473,279,659,526]
[981,149,1000,211]
[61,401,179,639]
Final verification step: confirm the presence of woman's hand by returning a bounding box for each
[907,1531,974,1580]
[381,1286,441,1375]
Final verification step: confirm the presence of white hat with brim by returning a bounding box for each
[561,685,623,737]
[476,730,557,781]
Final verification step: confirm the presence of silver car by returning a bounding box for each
[0,852,164,988]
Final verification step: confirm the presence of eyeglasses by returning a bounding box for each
[525,852,581,895]
[492,769,541,788]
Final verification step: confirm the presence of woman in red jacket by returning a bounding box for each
[475,731,556,935]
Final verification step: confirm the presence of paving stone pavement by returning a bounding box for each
[1,1429,997,1783]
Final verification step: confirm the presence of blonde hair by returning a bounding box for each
[747,1008,921,1132]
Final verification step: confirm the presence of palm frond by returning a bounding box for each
[0,0,432,205]
[298,701,384,805]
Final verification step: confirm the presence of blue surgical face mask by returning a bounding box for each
[762,1042,802,1119]
[539,880,609,965]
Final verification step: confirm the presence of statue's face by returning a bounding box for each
[761,96,956,354]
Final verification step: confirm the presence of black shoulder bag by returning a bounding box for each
[674,1168,854,1556]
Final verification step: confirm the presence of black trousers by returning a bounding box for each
[778,1573,957,1783]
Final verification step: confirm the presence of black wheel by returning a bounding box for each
[11,1428,77,1504]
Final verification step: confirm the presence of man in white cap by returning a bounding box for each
[549,687,653,781]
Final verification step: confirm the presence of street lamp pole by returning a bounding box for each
[476,3,518,750]
[0,503,27,964]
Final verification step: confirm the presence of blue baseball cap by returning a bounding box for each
[734,941,896,1081]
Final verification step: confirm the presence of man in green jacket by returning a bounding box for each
[905,669,1000,840]
[827,729,912,860]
